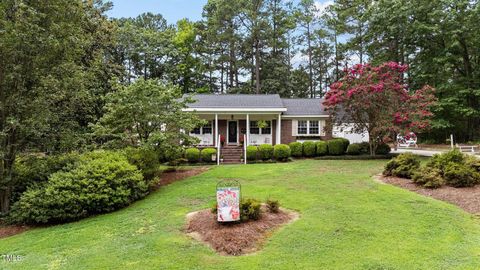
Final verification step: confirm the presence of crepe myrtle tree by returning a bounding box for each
[323,62,437,156]
[94,79,205,156]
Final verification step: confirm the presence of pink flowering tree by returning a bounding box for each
[323,62,437,156]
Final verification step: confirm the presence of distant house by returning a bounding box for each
[183,94,369,147]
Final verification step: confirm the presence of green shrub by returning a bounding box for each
[274,144,291,161]
[336,138,350,152]
[10,151,147,224]
[358,142,370,154]
[124,147,159,179]
[185,148,200,163]
[465,155,480,173]
[240,198,261,221]
[383,152,420,178]
[375,143,391,155]
[266,199,280,213]
[246,146,258,161]
[258,144,274,160]
[412,167,445,189]
[346,143,361,155]
[426,149,465,172]
[327,139,345,155]
[443,162,480,188]
[316,141,328,156]
[201,148,217,163]
[303,141,316,157]
[289,142,303,157]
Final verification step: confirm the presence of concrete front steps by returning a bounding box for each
[221,145,244,164]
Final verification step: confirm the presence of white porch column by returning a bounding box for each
[246,114,250,147]
[276,114,281,144]
[215,114,218,147]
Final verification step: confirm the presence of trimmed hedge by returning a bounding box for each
[246,146,258,161]
[346,143,361,155]
[375,143,391,155]
[289,142,303,157]
[316,141,328,156]
[274,144,291,161]
[303,142,316,157]
[258,144,274,160]
[201,148,217,163]
[185,148,200,163]
[9,151,147,224]
[327,139,345,155]
[337,138,350,152]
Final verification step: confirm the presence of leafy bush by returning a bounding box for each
[412,167,445,189]
[258,144,274,160]
[266,199,280,213]
[426,149,465,172]
[443,162,480,188]
[10,151,147,224]
[289,142,303,157]
[327,139,345,155]
[246,146,258,161]
[303,141,316,157]
[185,148,200,163]
[316,141,328,156]
[346,143,361,155]
[201,148,217,163]
[383,152,420,178]
[124,147,159,179]
[375,143,391,155]
[465,155,480,173]
[337,138,350,152]
[358,142,370,154]
[274,144,291,161]
[240,198,261,221]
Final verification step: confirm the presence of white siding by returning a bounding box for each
[332,123,369,143]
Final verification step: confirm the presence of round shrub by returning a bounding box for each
[124,147,159,180]
[383,152,420,178]
[289,142,303,157]
[274,144,291,161]
[426,149,465,172]
[201,148,217,163]
[358,142,370,154]
[327,139,345,155]
[258,144,274,160]
[316,141,328,156]
[246,146,258,161]
[412,167,445,189]
[346,143,361,155]
[303,141,316,157]
[465,155,480,173]
[443,162,480,188]
[240,198,261,221]
[185,148,200,163]
[10,151,147,224]
[337,138,350,152]
[375,143,391,155]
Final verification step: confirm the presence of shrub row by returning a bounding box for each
[185,147,217,163]
[246,144,291,162]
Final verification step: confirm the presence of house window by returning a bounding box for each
[202,122,212,134]
[192,127,201,134]
[298,121,308,134]
[309,121,319,134]
[261,121,271,134]
[250,121,260,134]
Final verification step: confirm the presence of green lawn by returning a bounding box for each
[2,160,480,269]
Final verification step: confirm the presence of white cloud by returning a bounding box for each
[314,0,333,16]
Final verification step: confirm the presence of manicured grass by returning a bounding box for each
[2,160,480,269]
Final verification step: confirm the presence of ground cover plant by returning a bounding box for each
[2,160,480,269]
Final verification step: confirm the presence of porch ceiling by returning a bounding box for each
[197,114,280,120]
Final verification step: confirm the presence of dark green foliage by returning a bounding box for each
[200,148,217,163]
[185,148,200,163]
[240,198,261,221]
[412,168,445,189]
[375,143,391,155]
[358,142,370,154]
[246,146,258,161]
[383,153,420,179]
[258,144,274,160]
[346,144,361,155]
[266,199,280,213]
[124,147,159,180]
[426,149,465,172]
[465,156,480,173]
[327,139,345,155]
[303,142,316,157]
[274,144,291,161]
[443,163,480,188]
[337,138,350,152]
[316,141,328,156]
[9,151,147,224]
[289,142,303,157]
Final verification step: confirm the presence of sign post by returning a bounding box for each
[216,180,241,222]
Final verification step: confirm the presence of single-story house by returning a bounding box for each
[183,94,369,148]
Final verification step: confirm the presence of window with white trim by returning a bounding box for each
[261,121,271,134]
[309,121,319,134]
[297,120,322,135]
[250,121,260,134]
[298,121,308,134]
[191,121,213,135]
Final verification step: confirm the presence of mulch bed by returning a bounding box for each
[0,223,29,239]
[185,206,299,256]
[156,167,210,187]
[377,175,480,215]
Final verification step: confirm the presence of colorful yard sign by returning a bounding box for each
[216,180,241,222]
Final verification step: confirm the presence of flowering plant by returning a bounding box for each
[220,135,225,146]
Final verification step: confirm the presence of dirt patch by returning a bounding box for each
[155,167,209,188]
[0,224,29,239]
[185,206,299,256]
[376,174,480,215]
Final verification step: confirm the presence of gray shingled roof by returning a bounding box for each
[281,98,328,115]
[185,94,284,108]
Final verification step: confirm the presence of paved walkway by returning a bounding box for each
[391,148,479,157]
